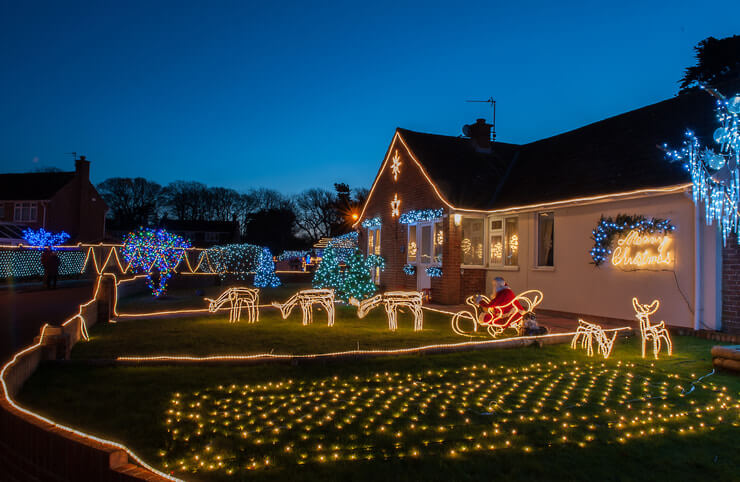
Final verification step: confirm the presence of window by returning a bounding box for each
[420,225,432,263]
[433,221,443,263]
[407,225,417,262]
[367,227,381,284]
[537,212,554,267]
[489,216,519,266]
[14,202,37,222]
[461,217,484,265]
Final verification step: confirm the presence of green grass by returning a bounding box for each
[17,335,740,482]
[75,297,473,360]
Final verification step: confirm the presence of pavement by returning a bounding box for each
[0,279,95,364]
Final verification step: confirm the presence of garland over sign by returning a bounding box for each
[590,215,675,267]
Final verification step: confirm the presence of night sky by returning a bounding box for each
[1,1,738,194]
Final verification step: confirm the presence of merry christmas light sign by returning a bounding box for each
[610,229,673,269]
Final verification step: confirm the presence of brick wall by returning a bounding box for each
[722,236,740,334]
[461,268,487,300]
[358,133,448,293]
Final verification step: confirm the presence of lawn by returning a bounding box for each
[17,335,740,482]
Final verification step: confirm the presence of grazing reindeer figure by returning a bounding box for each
[632,297,672,359]
[350,291,424,331]
[206,287,260,323]
[571,319,617,358]
[272,289,335,326]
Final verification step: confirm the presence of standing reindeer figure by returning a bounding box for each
[632,297,672,359]
[350,291,424,331]
[206,287,260,323]
[571,319,617,358]
[272,289,335,326]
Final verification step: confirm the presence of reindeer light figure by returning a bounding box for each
[272,289,335,326]
[632,297,672,359]
[206,287,260,323]
[351,291,424,331]
[571,319,617,358]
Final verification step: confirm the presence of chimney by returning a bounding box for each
[75,155,90,180]
[467,118,492,152]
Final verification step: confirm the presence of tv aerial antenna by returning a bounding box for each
[465,97,496,142]
[64,152,78,160]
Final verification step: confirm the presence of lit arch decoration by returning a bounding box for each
[351,291,424,331]
[272,289,335,327]
[571,319,617,358]
[206,287,260,323]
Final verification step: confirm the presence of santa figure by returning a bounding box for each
[477,276,522,324]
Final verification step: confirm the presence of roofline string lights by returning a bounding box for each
[666,86,740,244]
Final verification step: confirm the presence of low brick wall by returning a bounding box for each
[722,238,740,334]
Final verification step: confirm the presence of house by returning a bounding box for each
[355,81,740,333]
[158,218,240,247]
[0,156,108,243]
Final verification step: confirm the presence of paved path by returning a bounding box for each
[0,280,95,363]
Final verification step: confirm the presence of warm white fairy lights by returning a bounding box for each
[272,289,336,327]
[351,291,424,331]
[390,194,401,218]
[159,360,738,477]
[632,298,673,359]
[451,290,543,338]
[390,150,401,181]
[206,287,260,323]
[571,320,618,359]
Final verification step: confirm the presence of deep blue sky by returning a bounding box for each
[1,1,738,194]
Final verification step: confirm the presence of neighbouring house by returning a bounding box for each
[355,80,740,333]
[157,218,240,247]
[0,156,108,243]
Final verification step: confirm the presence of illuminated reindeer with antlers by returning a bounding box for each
[632,297,672,359]
[272,289,335,326]
[206,287,260,323]
[350,291,424,331]
[571,319,618,358]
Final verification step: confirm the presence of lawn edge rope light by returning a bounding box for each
[570,319,618,359]
[206,287,260,323]
[272,289,336,326]
[350,291,424,331]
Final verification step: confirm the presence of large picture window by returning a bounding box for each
[537,212,554,267]
[461,217,484,265]
[14,202,37,222]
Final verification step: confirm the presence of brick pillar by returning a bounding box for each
[722,236,740,334]
[438,215,462,304]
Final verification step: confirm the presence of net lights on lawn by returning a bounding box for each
[206,287,260,323]
[399,208,444,225]
[633,298,673,359]
[666,87,740,244]
[272,289,336,326]
[351,291,424,331]
[590,215,675,267]
[122,228,191,297]
[571,319,618,359]
[21,228,70,248]
[160,361,738,476]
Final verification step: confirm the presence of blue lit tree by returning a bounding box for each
[22,228,70,248]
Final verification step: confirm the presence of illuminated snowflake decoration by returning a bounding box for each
[390,151,401,181]
[390,194,401,218]
[122,228,191,297]
[666,87,740,244]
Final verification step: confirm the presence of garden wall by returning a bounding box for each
[722,236,740,334]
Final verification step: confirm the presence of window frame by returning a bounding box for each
[367,226,382,284]
[14,202,37,223]
[460,215,486,267]
[487,215,520,268]
[535,211,555,268]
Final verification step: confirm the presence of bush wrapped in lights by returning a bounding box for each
[202,243,280,288]
[425,266,442,278]
[313,241,384,301]
[403,263,416,275]
[122,228,191,297]
[22,228,71,248]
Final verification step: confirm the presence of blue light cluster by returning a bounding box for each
[22,228,70,248]
[361,217,381,228]
[328,232,359,262]
[403,263,416,276]
[399,208,444,225]
[425,266,442,278]
[277,250,309,261]
[666,87,740,245]
[122,228,192,297]
[590,215,675,266]
[203,243,281,287]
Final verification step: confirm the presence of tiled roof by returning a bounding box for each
[397,78,740,211]
[0,171,76,200]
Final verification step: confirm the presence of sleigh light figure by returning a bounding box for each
[571,319,617,359]
[272,289,335,326]
[452,290,543,338]
[206,287,260,323]
[632,297,672,359]
[350,291,424,331]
